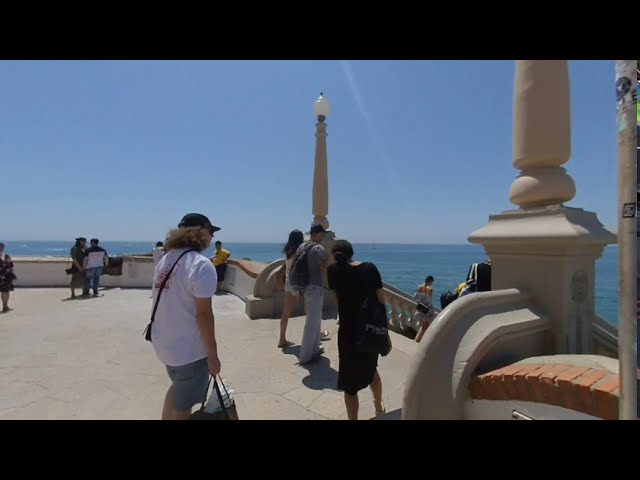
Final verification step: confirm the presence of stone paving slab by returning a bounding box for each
[0,288,417,420]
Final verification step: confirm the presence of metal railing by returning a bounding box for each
[592,314,619,358]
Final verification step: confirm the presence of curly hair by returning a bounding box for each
[164,227,212,252]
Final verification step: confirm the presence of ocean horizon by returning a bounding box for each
[3,240,620,328]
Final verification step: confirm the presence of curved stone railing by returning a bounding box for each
[402,288,551,420]
[591,315,618,358]
[220,260,266,301]
[245,259,288,319]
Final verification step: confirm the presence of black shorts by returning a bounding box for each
[215,263,228,282]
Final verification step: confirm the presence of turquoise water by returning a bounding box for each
[5,240,619,327]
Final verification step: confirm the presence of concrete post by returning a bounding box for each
[613,59,637,420]
[312,119,330,231]
[469,60,616,355]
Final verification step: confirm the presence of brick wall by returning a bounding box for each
[468,363,639,420]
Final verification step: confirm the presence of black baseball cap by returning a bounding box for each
[75,237,87,242]
[308,224,326,235]
[178,213,221,232]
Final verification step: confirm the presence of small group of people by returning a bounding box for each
[278,224,387,420]
[148,214,387,421]
[68,237,109,299]
[0,242,16,312]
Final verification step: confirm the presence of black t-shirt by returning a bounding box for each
[327,262,383,324]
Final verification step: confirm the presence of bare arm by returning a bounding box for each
[414,320,429,343]
[376,287,386,305]
[195,297,220,375]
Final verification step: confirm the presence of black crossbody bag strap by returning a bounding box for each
[143,248,196,341]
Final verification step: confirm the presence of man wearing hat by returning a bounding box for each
[149,213,223,420]
[297,223,329,364]
[69,237,89,299]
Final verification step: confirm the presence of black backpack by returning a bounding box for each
[440,290,458,310]
[288,243,312,293]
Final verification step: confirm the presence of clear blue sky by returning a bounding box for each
[0,60,619,244]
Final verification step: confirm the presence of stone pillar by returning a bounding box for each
[310,106,336,257]
[310,100,337,315]
[509,60,575,208]
[469,60,616,355]
[312,119,330,231]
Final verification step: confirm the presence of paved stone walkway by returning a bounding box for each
[0,288,417,419]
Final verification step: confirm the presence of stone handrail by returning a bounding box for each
[402,288,550,419]
[382,282,418,333]
[592,315,618,358]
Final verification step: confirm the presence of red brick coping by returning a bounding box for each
[226,259,267,279]
[469,363,640,420]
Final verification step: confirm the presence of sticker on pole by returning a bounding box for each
[622,203,636,218]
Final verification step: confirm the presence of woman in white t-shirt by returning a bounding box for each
[151,213,221,420]
[278,229,304,348]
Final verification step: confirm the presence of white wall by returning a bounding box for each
[463,398,601,420]
[13,257,155,289]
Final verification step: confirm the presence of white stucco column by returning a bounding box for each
[469,60,616,355]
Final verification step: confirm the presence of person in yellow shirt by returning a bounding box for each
[210,241,231,291]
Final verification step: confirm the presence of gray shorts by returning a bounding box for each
[165,357,209,412]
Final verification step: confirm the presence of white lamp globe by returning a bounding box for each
[313,93,330,120]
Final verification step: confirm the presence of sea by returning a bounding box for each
[5,240,620,327]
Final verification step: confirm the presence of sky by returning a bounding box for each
[0,60,620,244]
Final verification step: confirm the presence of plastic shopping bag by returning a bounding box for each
[204,377,235,414]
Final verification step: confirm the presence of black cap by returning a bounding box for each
[309,224,326,235]
[75,237,87,242]
[178,213,221,232]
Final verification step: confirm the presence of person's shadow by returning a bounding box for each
[282,345,339,391]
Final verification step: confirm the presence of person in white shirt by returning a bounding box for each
[150,213,222,420]
[83,239,109,296]
[152,241,165,290]
[152,241,165,266]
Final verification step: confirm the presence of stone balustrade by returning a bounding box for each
[382,282,418,334]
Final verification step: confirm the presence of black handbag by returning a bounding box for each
[416,302,431,315]
[356,296,392,357]
[190,375,239,420]
[143,249,195,342]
